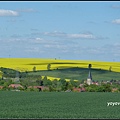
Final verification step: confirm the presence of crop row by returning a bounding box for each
[0,91,120,118]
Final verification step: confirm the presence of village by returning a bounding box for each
[0,66,120,93]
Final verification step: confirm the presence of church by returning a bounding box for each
[87,64,92,85]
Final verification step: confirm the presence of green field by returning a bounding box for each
[0,91,120,118]
[27,67,120,81]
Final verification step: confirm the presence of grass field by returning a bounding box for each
[0,91,120,118]
[28,67,120,81]
[0,58,120,73]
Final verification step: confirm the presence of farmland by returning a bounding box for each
[0,58,120,82]
[0,58,120,72]
[27,67,120,82]
[0,91,120,118]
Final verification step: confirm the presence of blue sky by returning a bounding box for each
[0,1,120,62]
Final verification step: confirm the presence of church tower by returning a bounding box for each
[87,64,92,85]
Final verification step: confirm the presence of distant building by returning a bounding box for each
[112,88,118,92]
[79,84,84,87]
[87,67,92,85]
[92,82,99,85]
[73,87,81,92]
[73,87,86,92]
[9,84,23,89]
[0,86,3,89]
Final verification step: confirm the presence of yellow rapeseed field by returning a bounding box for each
[41,76,78,82]
[43,76,71,82]
[0,58,120,73]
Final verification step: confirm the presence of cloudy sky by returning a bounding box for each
[0,1,120,62]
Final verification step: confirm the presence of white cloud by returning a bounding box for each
[34,38,50,44]
[43,31,66,37]
[112,19,120,24]
[66,33,95,39]
[34,37,60,45]
[36,38,43,41]
[42,31,96,39]
[0,9,19,16]
[44,44,67,49]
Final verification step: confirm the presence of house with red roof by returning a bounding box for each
[9,84,23,89]
[73,87,86,92]
[0,86,3,89]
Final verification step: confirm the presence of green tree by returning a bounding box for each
[102,83,112,92]
[49,85,55,92]
[59,78,68,91]
[85,84,97,92]
[88,64,92,68]
[7,79,14,85]
[3,82,9,87]
[36,75,43,86]
[0,80,4,85]
[67,82,73,91]
[47,64,51,71]
[59,78,66,85]
[33,66,36,72]
[44,79,52,86]
[2,82,9,90]
[56,81,62,92]
[51,79,58,89]
[97,86,106,92]
[42,76,52,86]
[22,84,27,91]
[0,71,3,79]
[109,66,112,72]
[43,76,47,81]
[70,80,80,87]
